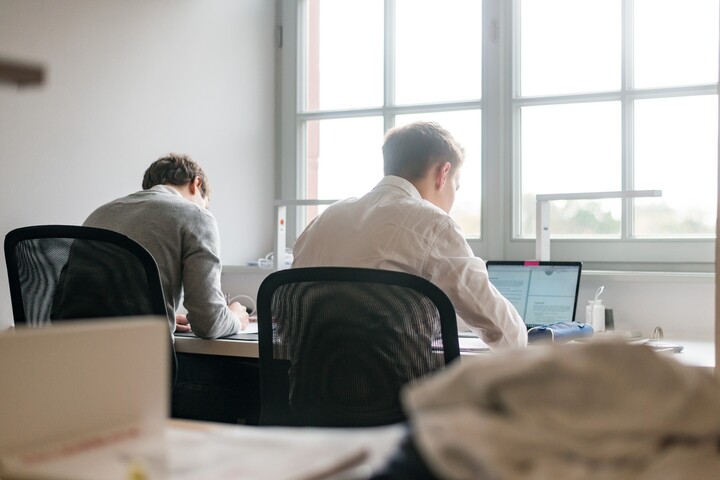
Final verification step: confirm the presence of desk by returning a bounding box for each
[174,332,479,359]
[174,333,715,370]
[0,419,406,480]
[175,332,259,357]
[668,339,716,370]
[172,334,715,427]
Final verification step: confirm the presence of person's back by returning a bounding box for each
[293,122,527,350]
[84,154,246,339]
[293,179,452,276]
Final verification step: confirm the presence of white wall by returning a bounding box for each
[579,272,714,340]
[0,0,276,329]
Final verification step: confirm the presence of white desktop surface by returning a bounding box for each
[173,332,715,370]
[0,419,406,480]
[667,339,715,370]
[175,332,259,357]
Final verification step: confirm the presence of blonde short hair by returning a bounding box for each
[382,121,464,180]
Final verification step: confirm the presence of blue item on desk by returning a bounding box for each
[527,322,594,344]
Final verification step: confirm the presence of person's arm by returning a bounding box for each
[180,211,243,339]
[175,314,191,333]
[290,213,321,267]
[423,219,527,350]
[228,302,250,329]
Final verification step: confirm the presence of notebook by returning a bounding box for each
[0,317,169,454]
[486,261,582,329]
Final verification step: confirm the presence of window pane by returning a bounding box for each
[395,110,482,237]
[520,0,621,96]
[634,0,719,89]
[521,102,622,237]
[634,96,718,236]
[395,0,482,105]
[304,0,383,111]
[305,117,385,200]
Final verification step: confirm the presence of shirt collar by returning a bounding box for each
[374,175,422,201]
[149,184,183,197]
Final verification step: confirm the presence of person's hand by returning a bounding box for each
[229,302,250,330]
[175,314,192,333]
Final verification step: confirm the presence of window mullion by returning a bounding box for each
[279,0,301,202]
[622,0,635,239]
[510,0,522,243]
[384,0,396,131]
[476,0,509,259]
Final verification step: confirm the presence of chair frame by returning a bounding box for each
[256,266,460,426]
[5,225,167,324]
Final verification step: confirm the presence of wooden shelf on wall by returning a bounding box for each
[0,58,45,87]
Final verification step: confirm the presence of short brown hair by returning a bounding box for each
[382,121,464,180]
[142,153,210,199]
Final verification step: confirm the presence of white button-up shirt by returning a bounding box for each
[292,176,527,350]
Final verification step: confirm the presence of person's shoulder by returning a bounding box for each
[412,198,454,223]
[175,200,217,228]
[130,188,219,230]
[95,190,137,207]
[84,191,136,220]
[406,201,466,242]
[144,189,214,218]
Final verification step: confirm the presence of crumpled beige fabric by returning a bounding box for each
[402,341,720,480]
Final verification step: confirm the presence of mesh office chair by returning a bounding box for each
[257,267,460,428]
[4,225,177,383]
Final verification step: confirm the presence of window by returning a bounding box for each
[281,0,483,238]
[516,0,718,246]
[280,0,719,269]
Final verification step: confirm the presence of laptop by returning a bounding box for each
[486,261,582,329]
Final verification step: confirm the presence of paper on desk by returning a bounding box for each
[458,336,490,352]
[166,425,375,480]
[0,424,163,480]
[0,422,405,480]
[175,321,258,339]
[238,321,258,335]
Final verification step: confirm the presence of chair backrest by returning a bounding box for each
[4,225,176,382]
[257,267,460,428]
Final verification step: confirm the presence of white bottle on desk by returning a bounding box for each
[592,299,605,332]
[585,301,594,325]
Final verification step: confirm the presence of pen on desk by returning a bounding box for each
[299,449,369,480]
[126,459,148,480]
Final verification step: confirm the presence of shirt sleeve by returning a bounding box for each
[180,212,241,339]
[423,218,528,350]
[291,214,318,267]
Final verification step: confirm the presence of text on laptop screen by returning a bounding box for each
[486,262,581,326]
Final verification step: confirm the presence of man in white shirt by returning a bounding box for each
[293,121,527,350]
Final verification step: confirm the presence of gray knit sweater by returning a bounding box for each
[84,185,240,338]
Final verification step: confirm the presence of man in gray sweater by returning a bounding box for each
[84,153,248,338]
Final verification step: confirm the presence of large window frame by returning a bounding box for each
[278,0,718,272]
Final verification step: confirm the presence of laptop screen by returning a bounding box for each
[486,261,582,326]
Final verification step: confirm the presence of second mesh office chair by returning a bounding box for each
[257,266,460,427]
[4,225,176,382]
